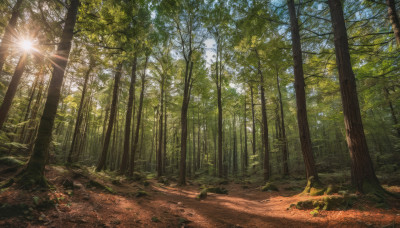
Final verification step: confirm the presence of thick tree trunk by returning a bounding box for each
[257,56,270,182]
[19,0,79,187]
[0,54,27,130]
[67,62,93,163]
[0,0,24,76]
[120,57,137,174]
[129,56,148,176]
[387,0,400,45]
[276,72,289,176]
[328,0,381,193]
[287,0,319,181]
[96,63,122,171]
[157,73,164,177]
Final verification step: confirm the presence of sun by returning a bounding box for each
[20,39,33,52]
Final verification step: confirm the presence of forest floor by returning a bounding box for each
[0,160,400,227]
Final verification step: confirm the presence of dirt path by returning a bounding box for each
[1,166,399,227]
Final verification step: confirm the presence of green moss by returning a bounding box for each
[86,180,115,194]
[302,176,325,196]
[295,195,357,211]
[196,189,208,200]
[151,216,160,222]
[207,186,228,194]
[261,182,279,192]
[135,190,149,197]
[0,157,25,167]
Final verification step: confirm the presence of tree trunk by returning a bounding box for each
[257,55,270,181]
[328,0,382,193]
[0,54,27,130]
[287,0,319,181]
[129,56,148,176]
[387,0,400,46]
[19,0,79,187]
[96,63,122,171]
[0,0,24,76]
[120,56,137,174]
[163,98,167,174]
[67,62,93,163]
[384,87,400,137]
[276,71,289,176]
[250,84,256,170]
[157,73,164,177]
[178,60,193,185]
[243,93,248,173]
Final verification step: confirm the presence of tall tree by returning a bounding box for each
[67,57,94,163]
[328,0,382,193]
[387,0,400,45]
[120,56,137,174]
[287,0,319,181]
[0,0,24,77]
[129,55,149,176]
[0,53,27,130]
[96,63,122,171]
[16,0,80,187]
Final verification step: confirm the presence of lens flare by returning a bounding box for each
[20,40,33,51]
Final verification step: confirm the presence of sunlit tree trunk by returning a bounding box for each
[328,0,382,193]
[288,0,319,181]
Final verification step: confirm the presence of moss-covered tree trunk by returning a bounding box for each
[328,0,382,193]
[17,0,79,187]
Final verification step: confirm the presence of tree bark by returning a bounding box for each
[256,54,270,182]
[129,56,148,176]
[288,0,319,181]
[243,93,248,173]
[157,72,165,177]
[0,0,24,76]
[0,53,27,130]
[250,84,256,170]
[178,60,193,185]
[96,63,122,171]
[276,71,289,176]
[120,56,137,174]
[67,61,93,163]
[387,0,400,46]
[19,0,79,186]
[328,0,381,193]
